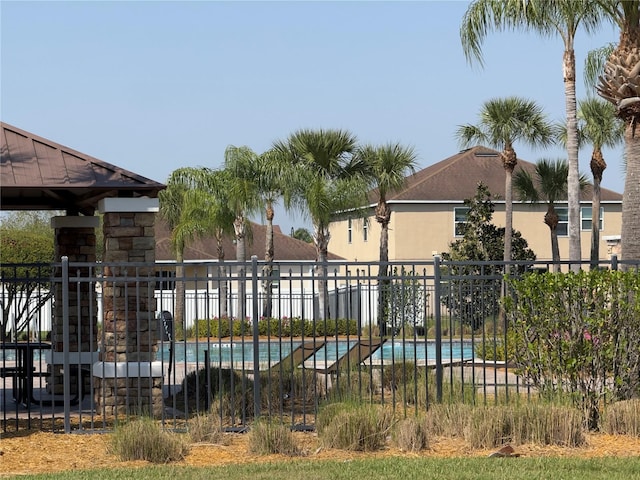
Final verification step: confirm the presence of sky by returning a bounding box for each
[1,0,624,235]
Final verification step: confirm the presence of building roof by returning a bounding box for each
[1,122,165,215]
[155,218,343,262]
[376,145,622,203]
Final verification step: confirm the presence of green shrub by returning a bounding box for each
[392,416,429,451]
[249,420,300,455]
[170,367,251,417]
[109,417,189,463]
[188,318,251,339]
[317,402,392,451]
[505,269,640,430]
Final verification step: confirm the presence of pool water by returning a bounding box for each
[158,340,475,365]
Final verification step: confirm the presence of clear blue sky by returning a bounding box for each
[1,1,623,234]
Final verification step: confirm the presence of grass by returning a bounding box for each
[11,457,640,480]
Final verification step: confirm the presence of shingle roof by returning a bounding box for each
[1,122,165,214]
[155,218,343,262]
[377,146,622,203]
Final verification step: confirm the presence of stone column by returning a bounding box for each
[93,198,163,416]
[49,216,99,396]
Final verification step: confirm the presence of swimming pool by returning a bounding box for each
[158,339,475,365]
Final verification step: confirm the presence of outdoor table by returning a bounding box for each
[1,341,51,406]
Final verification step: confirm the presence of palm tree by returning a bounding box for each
[168,167,237,319]
[158,174,191,337]
[594,0,640,262]
[356,142,418,329]
[577,97,625,267]
[456,97,555,264]
[273,128,368,320]
[460,0,606,268]
[254,148,290,317]
[514,159,588,271]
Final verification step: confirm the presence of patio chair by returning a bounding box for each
[314,338,386,375]
[268,340,326,372]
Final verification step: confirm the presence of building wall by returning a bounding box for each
[328,202,623,262]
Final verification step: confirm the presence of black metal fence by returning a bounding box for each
[1,255,637,433]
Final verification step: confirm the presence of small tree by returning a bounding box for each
[440,184,536,330]
[504,269,640,430]
[0,212,55,340]
[387,267,428,333]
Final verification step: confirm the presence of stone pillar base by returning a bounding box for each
[93,362,164,417]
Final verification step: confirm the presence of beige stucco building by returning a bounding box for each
[328,146,623,263]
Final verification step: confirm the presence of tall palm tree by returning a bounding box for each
[514,159,588,271]
[158,174,190,337]
[356,142,418,328]
[461,0,606,268]
[577,97,625,267]
[594,0,640,262]
[169,167,237,319]
[273,128,367,320]
[254,148,290,317]
[456,97,555,264]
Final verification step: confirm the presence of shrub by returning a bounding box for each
[602,399,640,437]
[249,420,300,455]
[504,269,640,429]
[171,367,252,417]
[188,414,228,444]
[188,318,251,339]
[326,368,375,402]
[392,416,428,451]
[109,417,190,463]
[464,403,586,449]
[317,402,392,451]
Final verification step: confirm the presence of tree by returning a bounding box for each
[273,128,368,319]
[455,97,554,265]
[158,177,189,336]
[291,228,313,243]
[164,167,236,319]
[461,0,606,268]
[594,0,640,262]
[441,184,536,330]
[576,97,624,267]
[356,142,418,329]
[514,158,588,270]
[0,211,55,340]
[253,149,290,317]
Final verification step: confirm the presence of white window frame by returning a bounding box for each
[581,206,604,231]
[555,207,569,237]
[363,218,369,242]
[454,207,469,237]
[348,218,353,244]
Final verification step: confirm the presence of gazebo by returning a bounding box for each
[1,121,167,414]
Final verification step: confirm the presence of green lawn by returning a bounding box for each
[12,457,640,480]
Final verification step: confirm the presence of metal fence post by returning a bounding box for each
[433,255,443,403]
[251,256,260,419]
[61,256,71,433]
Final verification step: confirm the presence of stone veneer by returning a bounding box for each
[49,216,100,396]
[94,198,163,416]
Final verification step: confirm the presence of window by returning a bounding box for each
[581,207,604,231]
[454,207,469,236]
[348,218,352,244]
[155,270,175,290]
[268,268,280,290]
[363,219,368,242]
[555,207,569,236]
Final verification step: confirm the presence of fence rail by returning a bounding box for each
[1,255,637,433]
